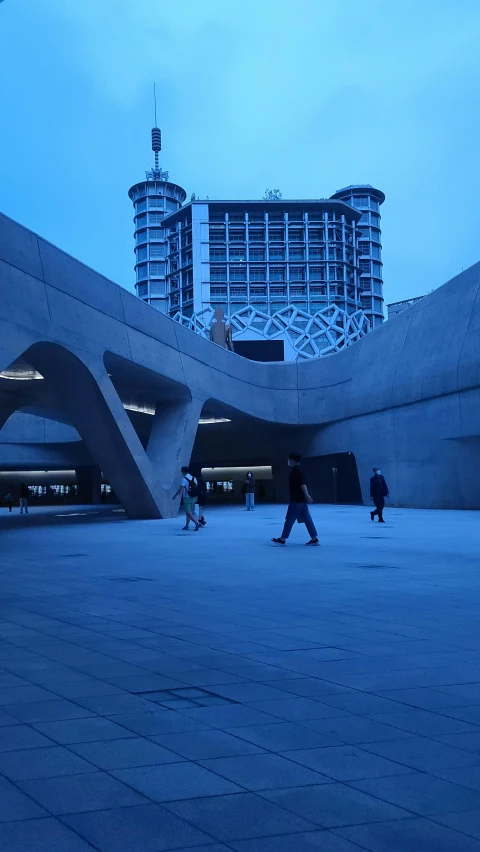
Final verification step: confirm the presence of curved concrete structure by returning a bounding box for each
[1,211,480,516]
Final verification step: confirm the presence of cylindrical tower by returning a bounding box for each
[128,125,187,312]
[329,185,385,329]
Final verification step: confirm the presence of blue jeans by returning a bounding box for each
[281,502,317,540]
[246,493,255,509]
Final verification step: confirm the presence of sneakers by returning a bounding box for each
[306,538,320,546]
[370,511,375,522]
[272,537,286,545]
[378,519,385,523]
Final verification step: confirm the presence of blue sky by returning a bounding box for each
[1,0,479,304]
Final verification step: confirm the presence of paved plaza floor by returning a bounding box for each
[1,502,480,850]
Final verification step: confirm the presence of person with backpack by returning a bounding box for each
[370,467,389,523]
[173,466,201,531]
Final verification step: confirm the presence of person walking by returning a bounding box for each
[4,486,13,512]
[19,483,29,514]
[173,466,200,531]
[370,467,389,523]
[243,471,256,511]
[272,453,319,546]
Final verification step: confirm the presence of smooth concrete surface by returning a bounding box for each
[2,211,480,515]
[1,504,480,850]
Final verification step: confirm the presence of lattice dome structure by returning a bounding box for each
[173,305,370,361]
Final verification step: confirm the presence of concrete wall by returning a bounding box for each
[1,211,480,514]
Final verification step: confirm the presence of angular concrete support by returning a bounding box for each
[24,343,170,520]
[147,396,204,516]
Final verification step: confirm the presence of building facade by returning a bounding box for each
[329,185,385,329]
[128,128,187,312]
[161,199,373,360]
[128,130,384,359]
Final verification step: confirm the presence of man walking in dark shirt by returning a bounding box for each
[273,453,319,546]
[370,467,389,523]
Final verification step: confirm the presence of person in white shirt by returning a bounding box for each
[173,466,200,531]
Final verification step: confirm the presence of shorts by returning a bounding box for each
[183,498,196,515]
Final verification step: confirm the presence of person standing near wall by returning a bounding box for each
[370,467,389,523]
[272,453,319,546]
[243,471,256,511]
[19,483,29,514]
[173,467,201,531]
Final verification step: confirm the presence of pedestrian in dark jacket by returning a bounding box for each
[243,472,256,511]
[370,467,389,523]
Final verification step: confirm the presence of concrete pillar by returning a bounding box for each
[147,396,204,513]
[76,466,101,504]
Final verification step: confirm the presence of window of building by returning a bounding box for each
[351,196,369,208]
[358,214,369,225]
[248,213,264,223]
[136,246,147,261]
[250,266,266,282]
[210,248,226,261]
[228,212,245,223]
[249,229,265,242]
[308,228,324,242]
[309,247,324,261]
[268,211,284,222]
[308,210,324,222]
[136,230,148,245]
[358,242,370,256]
[228,228,246,242]
[136,199,147,213]
[372,280,382,295]
[370,228,381,243]
[210,288,227,299]
[328,246,343,261]
[137,283,148,298]
[327,212,342,222]
[136,213,147,228]
[150,244,165,259]
[211,266,227,282]
[372,262,382,277]
[229,248,246,262]
[289,267,305,282]
[370,199,380,212]
[230,266,246,282]
[149,228,164,241]
[210,210,226,222]
[249,248,265,261]
[136,264,148,281]
[370,245,381,259]
[288,228,304,241]
[209,226,226,242]
[166,200,177,212]
[359,259,371,272]
[268,229,285,242]
[328,226,343,241]
[269,248,285,261]
[289,247,305,261]
[150,262,166,277]
[373,297,384,312]
[182,271,193,287]
[270,267,285,282]
[150,281,165,296]
[310,266,325,281]
[371,213,380,227]
[288,212,304,221]
[182,251,192,266]
[149,197,164,208]
[149,213,164,225]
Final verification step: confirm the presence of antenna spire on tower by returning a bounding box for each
[151,82,162,172]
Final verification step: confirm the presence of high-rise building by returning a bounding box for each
[128,124,186,312]
[128,129,385,359]
[329,186,385,329]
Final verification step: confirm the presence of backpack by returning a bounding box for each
[185,474,199,498]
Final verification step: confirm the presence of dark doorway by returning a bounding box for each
[304,452,362,504]
[233,339,284,362]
